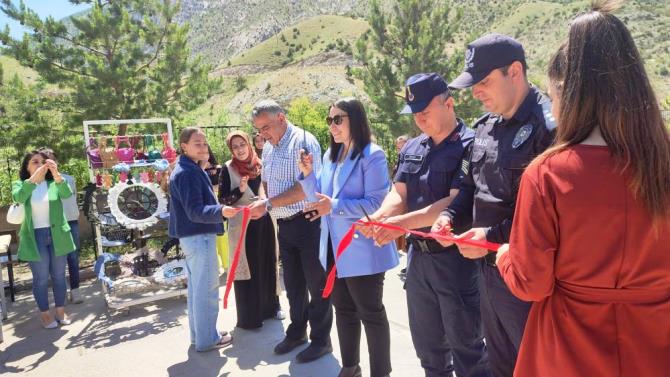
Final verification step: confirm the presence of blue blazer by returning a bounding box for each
[299,143,398,278]
[169,155,224,238]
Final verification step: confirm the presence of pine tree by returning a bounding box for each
[0,0,220,129]
[355,0,480,136]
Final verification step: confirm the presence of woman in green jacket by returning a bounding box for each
[13,150,76,328]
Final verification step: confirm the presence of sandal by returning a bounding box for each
[212,333,233,349]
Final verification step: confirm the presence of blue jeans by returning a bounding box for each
[180,233,222,351]
[29,227,68,312]
[67,220,81,289]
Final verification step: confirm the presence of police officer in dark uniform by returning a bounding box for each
[432,34,556,377]
[361,73,490,377]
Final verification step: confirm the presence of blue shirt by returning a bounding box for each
[168,155,224,238]
[395,119,475,232]
[261,122,322,219]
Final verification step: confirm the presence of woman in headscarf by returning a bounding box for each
[219,130,282,329]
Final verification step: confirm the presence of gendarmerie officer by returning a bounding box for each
[432,34,556,377]
[361,73,490,377]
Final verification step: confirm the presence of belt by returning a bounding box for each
[556,280,670,304]
[407,236,448,254]
[484,253,497,267]
[277,211,305,222]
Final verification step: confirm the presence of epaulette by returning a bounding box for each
[472,113,493,129]
[539,100,557,131]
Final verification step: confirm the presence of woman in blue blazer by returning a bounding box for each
[298,98,398,377]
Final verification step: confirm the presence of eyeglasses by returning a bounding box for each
[326,114,348,126]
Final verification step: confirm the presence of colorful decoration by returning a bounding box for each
[107,182,168,230]
[102,173,113,189]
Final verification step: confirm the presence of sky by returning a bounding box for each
[0,0,90,39]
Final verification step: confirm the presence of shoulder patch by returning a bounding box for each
[541,101,557,131]
[512,124,533,149]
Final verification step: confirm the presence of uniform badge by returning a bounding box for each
[512,124,533,149]
[404,154,423,163]
[406,85,415,101]
[464,47,475,69]
[461,159,470,176]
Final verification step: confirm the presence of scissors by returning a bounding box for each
[359,204,373,223]
[358,204,377,242]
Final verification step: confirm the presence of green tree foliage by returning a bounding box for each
[354,0,481,135]
[0,74,79,159]
[286,97,330,151]
[0,0,221,132]
[0,72,93,204]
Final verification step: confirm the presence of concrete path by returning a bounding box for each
[0,258,423,376]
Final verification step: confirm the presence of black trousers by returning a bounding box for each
[332,271,391,377]
[277,215,333,346]
[406,246,491,377]
[480,262,531,377]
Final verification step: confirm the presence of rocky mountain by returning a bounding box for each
[176,0,368,66]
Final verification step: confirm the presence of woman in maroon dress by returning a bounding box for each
[496,2,670,377]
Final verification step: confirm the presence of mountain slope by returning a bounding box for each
[178,0,368,66]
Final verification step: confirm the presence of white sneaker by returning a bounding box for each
[275,309,286,320]
[70,288,84,304]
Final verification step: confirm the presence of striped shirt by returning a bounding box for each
[262,123,322,219]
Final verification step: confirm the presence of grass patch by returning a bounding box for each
[0,54,40,85]
[229,15,368,68]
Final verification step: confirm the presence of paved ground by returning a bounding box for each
[0,256,423,377]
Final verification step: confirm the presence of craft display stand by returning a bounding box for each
[83,118,186,313]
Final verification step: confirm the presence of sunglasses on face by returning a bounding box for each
[326,114,348,126]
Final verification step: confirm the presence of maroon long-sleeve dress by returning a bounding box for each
[498,145,670,377]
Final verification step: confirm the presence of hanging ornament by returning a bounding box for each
[96,172,103,187]
[103,173,113,189]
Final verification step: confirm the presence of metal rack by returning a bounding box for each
[83,118,186,313]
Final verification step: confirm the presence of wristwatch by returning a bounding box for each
[265,198,273,212]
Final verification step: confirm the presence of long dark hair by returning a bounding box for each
[328,97,372,163]
[19,150,53,181]
[540,0,670,219]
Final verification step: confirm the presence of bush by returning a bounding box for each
[234,76,247,92]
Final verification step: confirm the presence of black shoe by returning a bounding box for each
[338,365,362,377]
[274,336,307,355]
[296,342,333,363]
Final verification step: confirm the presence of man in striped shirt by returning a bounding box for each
[248,99,333,363]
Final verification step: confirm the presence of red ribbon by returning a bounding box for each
[321,220,502,298]
[322,225,357,299]
[223,207,251,309]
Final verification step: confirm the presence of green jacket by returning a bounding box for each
[12,179,76,262]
